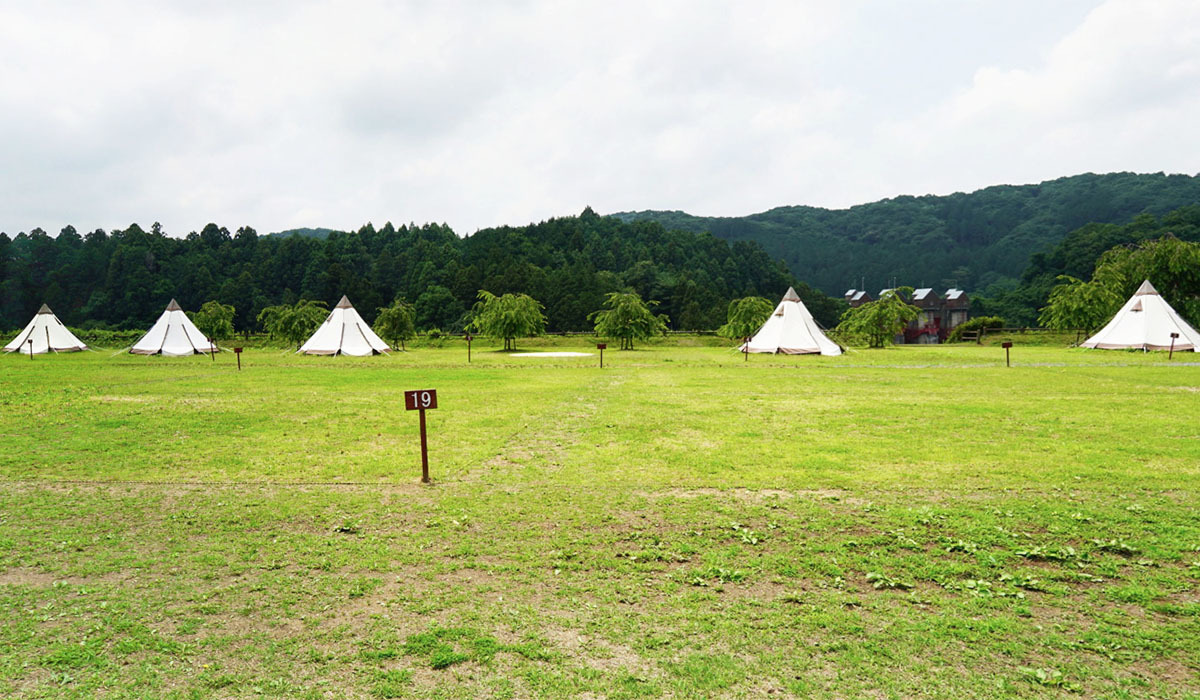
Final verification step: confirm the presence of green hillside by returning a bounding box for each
[264,227,335,239]
[611,172,1200,296]
[0,210,836,334]
[975,205,1200,325]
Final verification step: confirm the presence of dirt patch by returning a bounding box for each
[89,395,156,403]
[0,567,129,587]
[1130,656,1198,687]
[637,487,804,500]
[634,487,892,507]
[434,567,501,589]
[540,626,659,676]
[720,578,793,602]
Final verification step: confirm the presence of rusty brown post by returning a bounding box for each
[419,408,429,483]
[405,390,437,483]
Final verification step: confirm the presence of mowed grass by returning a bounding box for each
[0,341,1197,698]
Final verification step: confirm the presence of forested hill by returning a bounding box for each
[611,172,1200,296]
[0,208,840,334]
[265,227,334,239]
[973,204,1200,325]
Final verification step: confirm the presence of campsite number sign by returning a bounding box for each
[404,390,437,483]
[405,389,437,411]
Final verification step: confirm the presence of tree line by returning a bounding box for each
[974,205,1200,326]
[0,207,843,334]
[616,172,1200,298]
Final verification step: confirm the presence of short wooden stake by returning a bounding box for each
[405,390,438,483]
[419,409,429,483]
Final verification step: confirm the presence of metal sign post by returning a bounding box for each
[27,338,33,360]
[1169,332,1180,360]
[233,347,243,370]
[1002,341,1013,367]
[597,343,606,368]
[404,389,438,483]
[465,334,473,363]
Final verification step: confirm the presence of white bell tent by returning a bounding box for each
[739,287,843,356]
[1081,280,1200,351]
[130,299,219,356]
[4,304,88,354]
[298,295,390,356]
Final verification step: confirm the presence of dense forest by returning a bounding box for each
[613,172,1200,296]
[5,172,1197,336]
[0,208,841,334]
[973,205,1200,325]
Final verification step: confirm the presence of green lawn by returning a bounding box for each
[0,341,1197,698]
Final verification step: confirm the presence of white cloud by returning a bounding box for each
[877,0,1200,198]
[0,0,1194,237]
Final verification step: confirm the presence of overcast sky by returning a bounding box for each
[2,0,1197,237]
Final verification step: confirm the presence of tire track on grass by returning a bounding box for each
[457,371,626,485]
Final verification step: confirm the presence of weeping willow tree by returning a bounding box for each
[469,290,547,351]
[374,298,417,350]
[189,301,235,343]
[834,287,920,348]
[717,296,774,342]
[256,299,328,349]
[1040,236,1200,331]
[1038,276,1123,332]
[589,291,669,350]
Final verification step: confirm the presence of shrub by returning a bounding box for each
[948,316,1004,343]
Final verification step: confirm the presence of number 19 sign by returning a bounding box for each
[404,389,438,482]
[405,389,437,411]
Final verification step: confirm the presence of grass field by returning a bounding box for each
[0,340,1197,698]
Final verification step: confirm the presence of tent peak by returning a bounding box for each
[336,295,353,309]
[36,303,53,314]
[1134,280,1158,296]
[782,287,801,303]
[166,299,182,311]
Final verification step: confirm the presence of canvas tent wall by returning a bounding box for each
[298,295,390,356]
[739,287,843,356]
[130,299,218,356]
[3,304,88,353]
[1081,280,1200,351]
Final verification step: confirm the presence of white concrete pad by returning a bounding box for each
[509,351,594,357]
